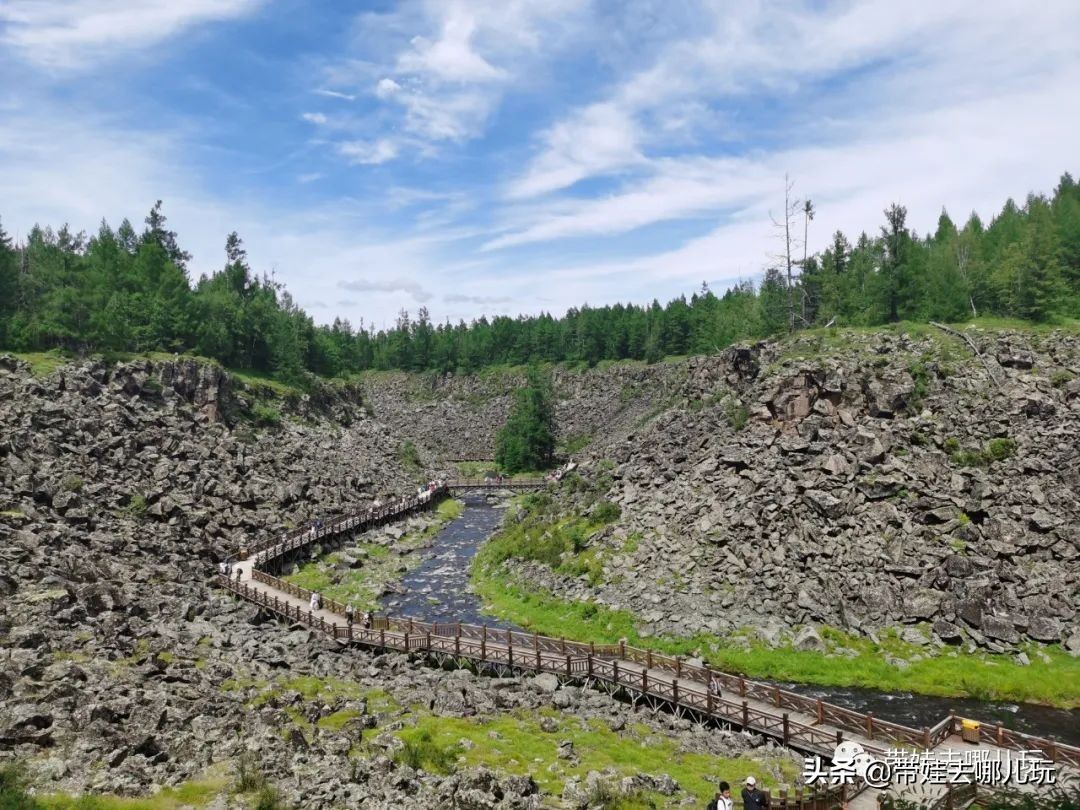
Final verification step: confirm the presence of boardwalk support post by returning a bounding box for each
[742,701,749,729]
[783,713,789,745]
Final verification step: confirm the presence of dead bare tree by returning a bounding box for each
[770,174,803,333]
[954,239,978,318]
[801,198,815,321]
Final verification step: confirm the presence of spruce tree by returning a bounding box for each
[495,366,555,473]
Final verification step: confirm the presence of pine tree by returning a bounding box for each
[1014,199,1066,321]
[0,218,17,344]
[495,366,555,473]
[143,201,191,272]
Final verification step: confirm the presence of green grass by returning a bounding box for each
[399,440,422,470]
[249,402,282,428]
[473,574,1080,707]
[558,433,593,455]
[947,436,1017,467]
[7,350,69,376]
[284,499,464,612]
[472,504,1080,708]
[317,709,362,731]
[394,709,799,803]
[36,764,231,809]
[436,497,464,521]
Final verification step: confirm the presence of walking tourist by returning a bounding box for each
[741,776,768,810]
[709,674,722,700]
[718,781,733,810]
[346,603,355,625]
[309,592,319,613]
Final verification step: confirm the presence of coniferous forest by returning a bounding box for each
[1,175,1078,381]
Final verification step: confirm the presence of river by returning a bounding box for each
[379,495,1080,746]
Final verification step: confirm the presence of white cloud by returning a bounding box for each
[396,4,504,83]
[340,277,432,303]
[375,78,402,99]
[301,112,328,125]
[507,0,1080,199]
[313,88,357,101]
[0,0,260,69]
[317,0,589,162]
[507,102,645,199]
[338,139,401,165]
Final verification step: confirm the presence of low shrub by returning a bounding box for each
[591,501,621,524]
[250,403,282,428]
[395,729,461,775]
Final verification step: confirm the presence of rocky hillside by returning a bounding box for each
[360,362,685,463]
[492,326,1080,655]
[0,355,786,807]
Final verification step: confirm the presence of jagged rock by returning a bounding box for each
[792,626,825,651]
[1028,617,1062,643]
[932,619,963,644]
[982,615,1020,644]
[532,673,559,693]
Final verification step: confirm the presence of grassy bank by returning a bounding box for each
[284,497,463,611]
[396,708,799,806]
[471,499,1080,709]
[217,672,797,806]
[473,572,1080,708]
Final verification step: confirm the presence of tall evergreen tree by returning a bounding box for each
[495,366,555,473]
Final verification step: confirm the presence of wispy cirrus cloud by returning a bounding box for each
[506,0,1080,203]
[338,139,401,165]
[306,0,589,163]
[0,0,260,69]
[339,277,432,303]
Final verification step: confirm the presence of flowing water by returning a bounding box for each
[379,495,1080,746]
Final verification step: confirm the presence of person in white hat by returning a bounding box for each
[741,776,768,810]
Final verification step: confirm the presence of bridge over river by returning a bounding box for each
[221,484,1078,808]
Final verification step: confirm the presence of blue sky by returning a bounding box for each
[1,1,1077,330]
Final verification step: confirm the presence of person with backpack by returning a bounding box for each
[707,782,733,810]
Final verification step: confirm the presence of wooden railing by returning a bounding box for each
[241,487,448,561]
[447,477,547,490]
[220,484,1080,773]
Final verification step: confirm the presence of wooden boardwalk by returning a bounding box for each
[447,477,547,491]
[221,484,1079,808]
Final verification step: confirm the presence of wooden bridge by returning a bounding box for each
[446,477,547,491]
[221,486,1079,808]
